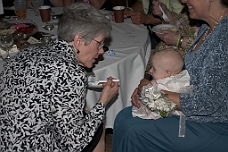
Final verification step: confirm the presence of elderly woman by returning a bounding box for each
[112,0,228,151]
[0,2,118,152]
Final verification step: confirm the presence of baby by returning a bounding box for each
[132,48,191,119]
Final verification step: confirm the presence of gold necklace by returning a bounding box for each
[202,15,224,41]
[202,26,216,41]
[202,9,228,41]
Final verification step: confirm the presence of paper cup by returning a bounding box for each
[113,6,125,23]
[39,5,51,22]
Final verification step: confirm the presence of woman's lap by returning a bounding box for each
[112,106,228,152]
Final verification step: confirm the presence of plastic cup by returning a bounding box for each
[39,5,51,22]
[13,0,27,19]
[113,6,125,23]
[32,0,44,16]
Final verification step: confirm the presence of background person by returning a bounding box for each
[48,0,74,7]
[48,0,106,8]
[112,0,185,49]
[26,0,75,7]
[120,0,185,25]
[26,0,59,8]
[112,0,228,151]
[26,0,108,9]
[0,2,118,152]
[88,0,106,9]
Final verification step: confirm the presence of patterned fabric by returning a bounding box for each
[146,12,201,72]
[0,39,106,151]
[180,16,228,123]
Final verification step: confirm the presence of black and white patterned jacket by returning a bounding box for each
[0,39,106,151]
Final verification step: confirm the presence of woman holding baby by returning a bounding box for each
[112,0,228,151]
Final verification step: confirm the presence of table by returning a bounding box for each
[0,7,63,71]
[26,7,63,37]
[0,7,151,129]
[86,20,151,129]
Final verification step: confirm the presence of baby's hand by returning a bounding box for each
[150,80,157,86]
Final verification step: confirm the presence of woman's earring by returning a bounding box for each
[77,50,80,54]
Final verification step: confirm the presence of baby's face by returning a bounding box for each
[149,66,168,80]
[149,57,169,80]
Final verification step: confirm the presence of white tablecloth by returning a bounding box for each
[27,7,63,36]
[0,7,151,129]
[86,20,151,129]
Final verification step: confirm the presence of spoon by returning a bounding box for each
[92,79,120,85]
[158,5,169,22]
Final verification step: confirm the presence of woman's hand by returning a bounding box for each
[99,77,119,106]
[161,90,181,110]
[112,10,147,25]
[127,11,147,25]
[124,8,133,18]
[156,31,178,46]
[112,8,131,22]
[131,88,140,108]
[152,1,164,18]
[137,79,151,94]
[152,1,175,24]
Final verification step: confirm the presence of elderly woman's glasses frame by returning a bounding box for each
[92,39,109,52]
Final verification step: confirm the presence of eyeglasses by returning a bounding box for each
[92,39,105,50]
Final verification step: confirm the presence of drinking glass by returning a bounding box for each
[13,0,27,19]
[0,34,14,60]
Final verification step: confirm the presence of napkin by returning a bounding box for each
[0,44,18,55]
